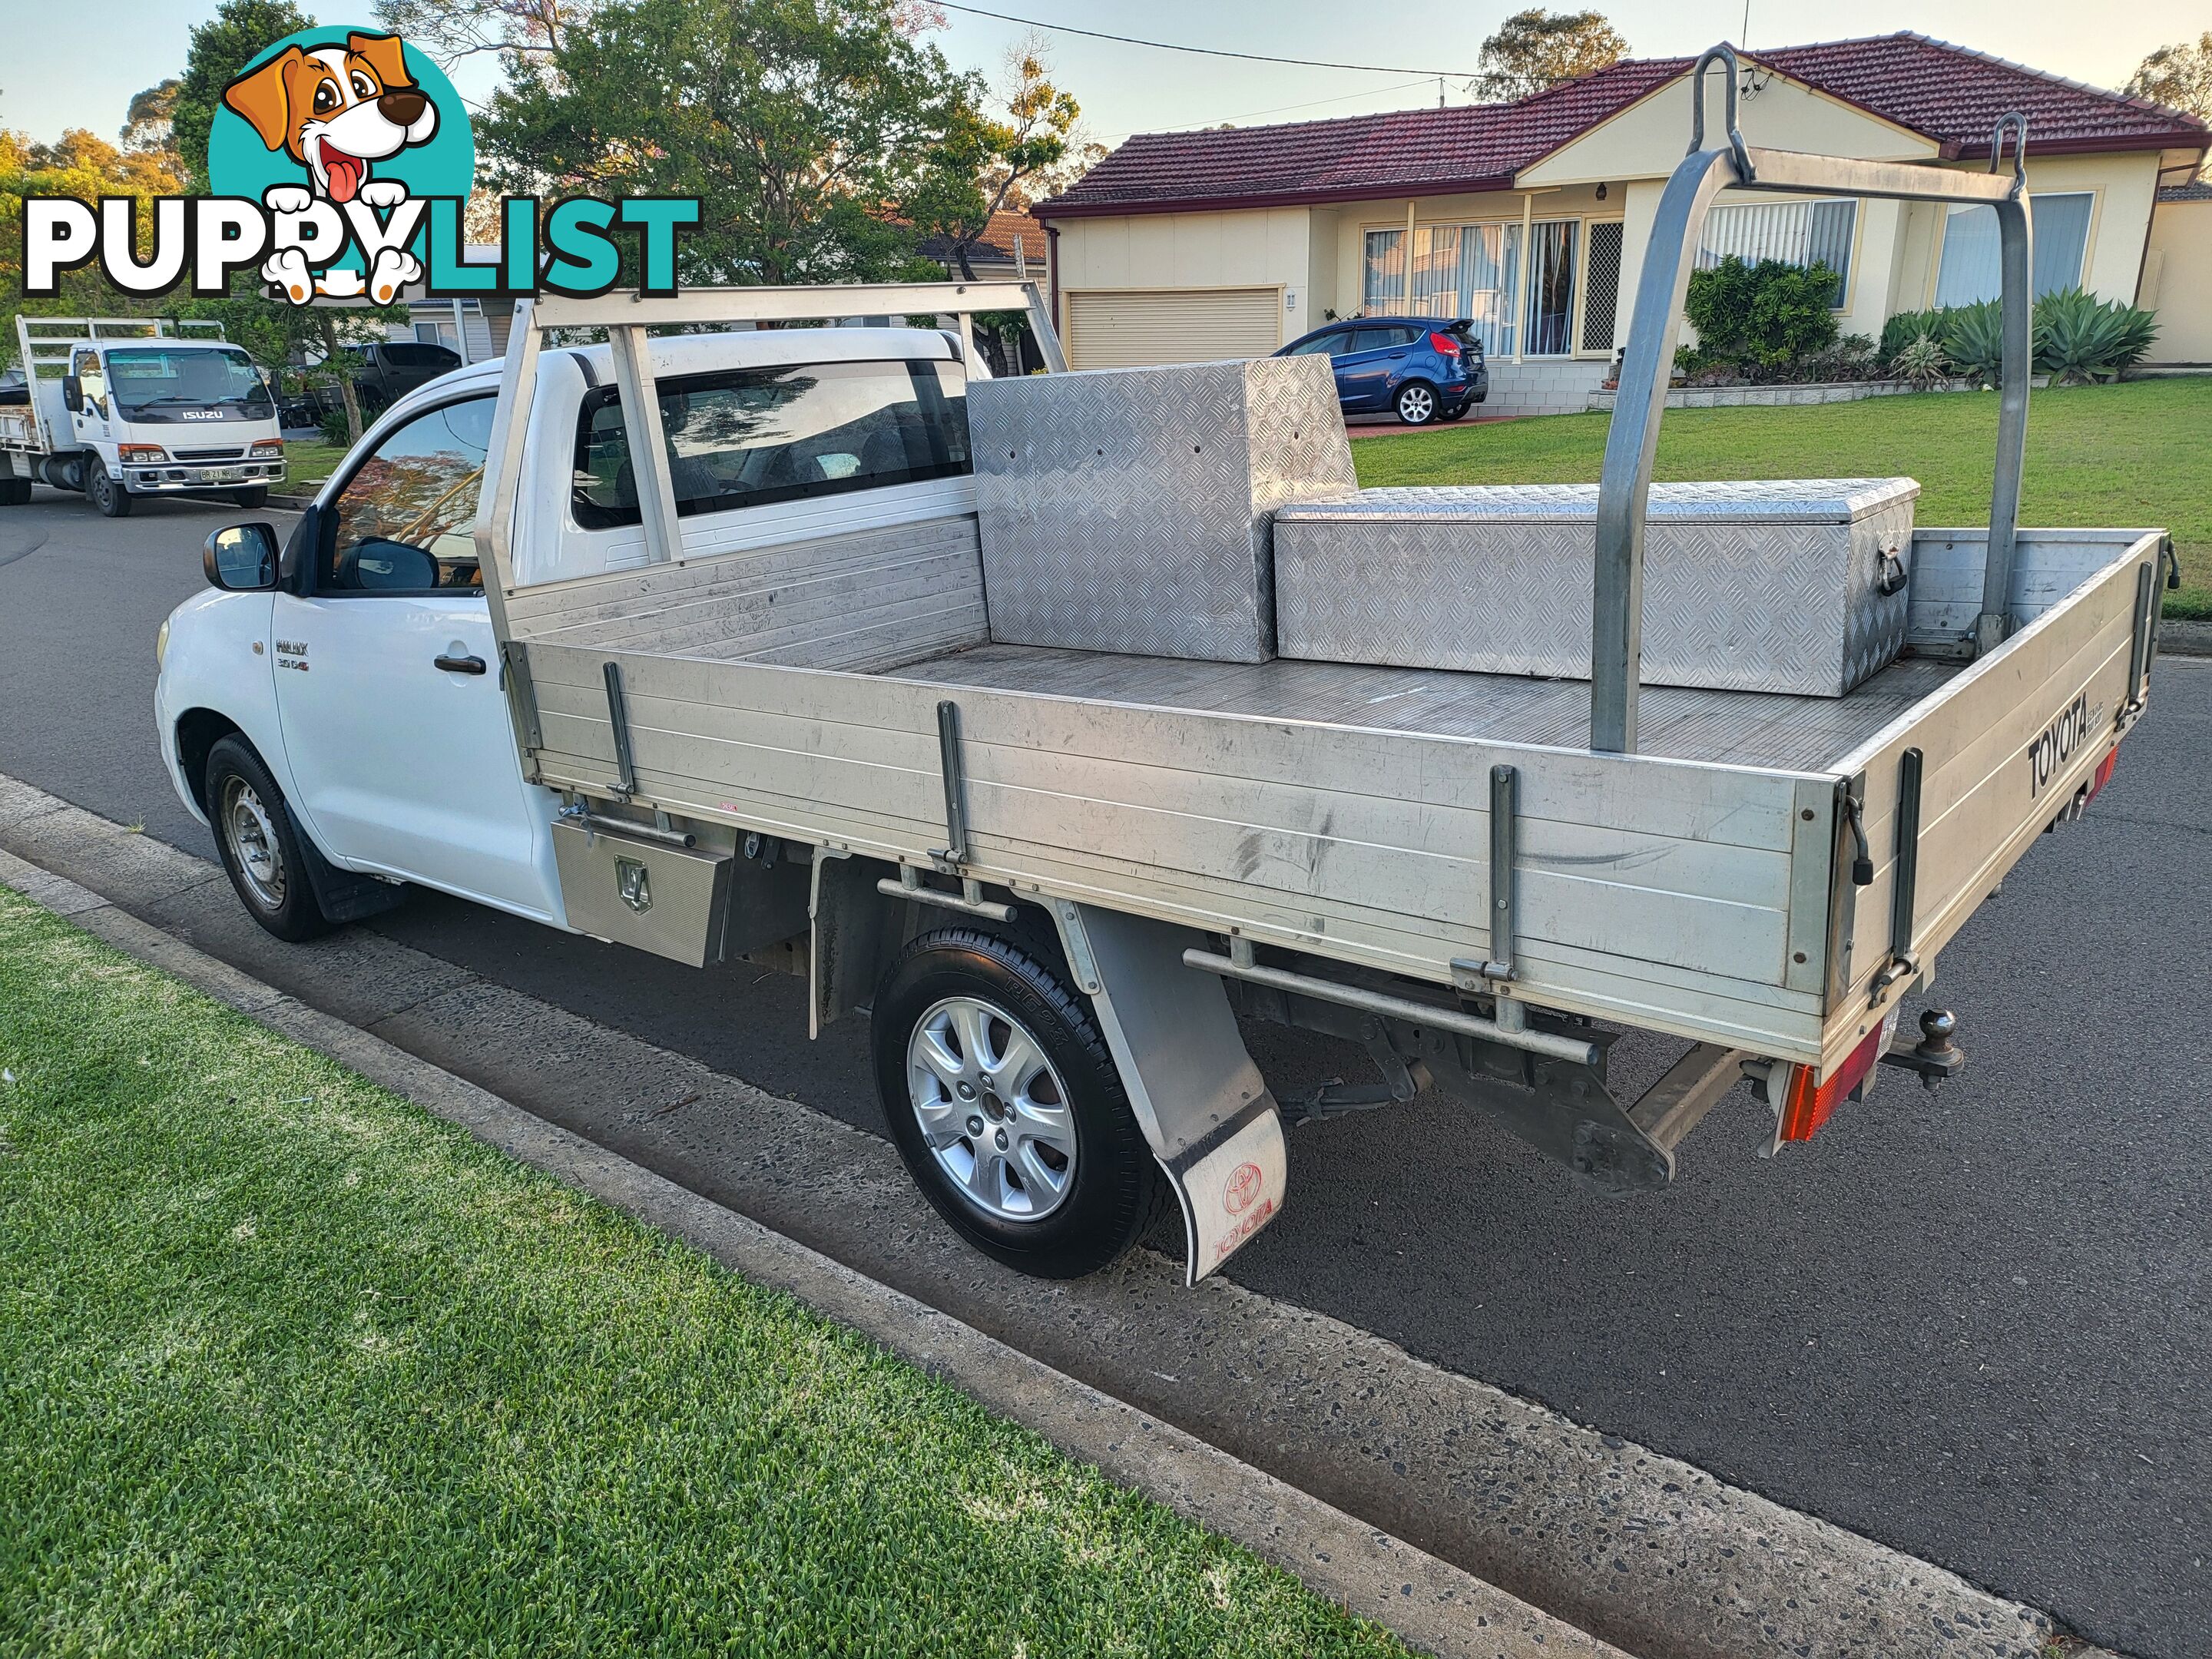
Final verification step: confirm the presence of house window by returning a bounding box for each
[1363,229,1407,312]
[1698,199,1857,303]
[1933,191,2094,306]
[1525,220,1578,356]
[1409,223,1522,355]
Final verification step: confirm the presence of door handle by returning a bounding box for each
[435,652,487,675]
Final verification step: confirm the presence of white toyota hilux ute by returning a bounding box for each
[155,260,2169,1286]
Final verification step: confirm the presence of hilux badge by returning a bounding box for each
[614,856,651,914]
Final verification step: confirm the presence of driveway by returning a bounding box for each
[4,487,2206,1657]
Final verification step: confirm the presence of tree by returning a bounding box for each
[2128,33,2212,176]
[375,0,591,65]
[480,0,979,286]
[184,293,406,445]
[913,36,1086,281]
[121,80,182,155]
[173,0,316,192]
[1471,9,1628,103]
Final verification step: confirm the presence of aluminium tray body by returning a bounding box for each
[1274,479,1919,697]
[969,356,1356,663]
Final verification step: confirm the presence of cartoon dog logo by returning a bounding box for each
[221,31,437,303]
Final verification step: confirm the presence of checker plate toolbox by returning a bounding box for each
[1275,478,1919,697]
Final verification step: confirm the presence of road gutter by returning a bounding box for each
[0,770,2111,1659]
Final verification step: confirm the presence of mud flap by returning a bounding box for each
[1049,903,1285,1283]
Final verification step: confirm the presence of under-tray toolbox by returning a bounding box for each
[969,356,1356,663]
[1273,478,1919,697]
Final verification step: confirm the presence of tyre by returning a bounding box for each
[86,464,132,517]
[1439,403,1469,422]
[232,485,270,509]
[204,737,333,942]
[873,927,1165,1277]
[1394,381,1439,426]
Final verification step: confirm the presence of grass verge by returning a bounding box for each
[0,885,1407,1659]
[279,440,349,490]
[1353,377,2211,618]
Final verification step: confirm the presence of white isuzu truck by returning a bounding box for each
[153,71,2174,1283]
[2,317,287,515]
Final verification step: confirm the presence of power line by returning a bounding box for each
[1095,75,1448,141]
[934,2,1478,78]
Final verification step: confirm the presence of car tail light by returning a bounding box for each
[250,439,285,459]
[118,444,166,464]
[1428,332,1462,356]
[2087,747,2118,802]
[1775,1023,1885,1142]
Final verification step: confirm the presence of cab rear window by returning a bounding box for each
[571,358,970,531]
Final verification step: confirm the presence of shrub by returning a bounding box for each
[2034,286,2158,383]
[1880,308,1945,363]
[1889,333,1950,389]
[318,405,354,446]
[1684,256,1842,372]
[1939,300,2008,386]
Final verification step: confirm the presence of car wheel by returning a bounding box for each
[873,927,1167,1278]
[205,737,333,942]
[1439,403,1469,422]
[1394,381,1439,426]
[232,485,270,509]
[87,465,133,517]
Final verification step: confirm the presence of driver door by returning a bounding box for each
[270,393,558,919]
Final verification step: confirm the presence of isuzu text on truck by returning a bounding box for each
[154,68,2172,1283]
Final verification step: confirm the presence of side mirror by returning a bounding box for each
[62,375,82,413]
[204,522,281,591]
[336,537,438,591]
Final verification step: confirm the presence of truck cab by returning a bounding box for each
[0,318,287,515]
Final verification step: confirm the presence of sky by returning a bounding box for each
[5,0,2206,154]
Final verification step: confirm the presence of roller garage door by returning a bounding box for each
[1064,287,1282,369]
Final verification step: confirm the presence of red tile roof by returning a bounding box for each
[1041,32,2210,218]
[916,208,1048,263]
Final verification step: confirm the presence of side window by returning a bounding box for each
[1348,328,1400,353]
[320,396,495,594]
[75,350,107,412]
[1286,333,1338,356]
[571,357,971,531]
[1326,332,1366,357]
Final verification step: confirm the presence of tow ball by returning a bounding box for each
[1878,1008,1965,1090]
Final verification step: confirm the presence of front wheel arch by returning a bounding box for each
[174,707,246,819]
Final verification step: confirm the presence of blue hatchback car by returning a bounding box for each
[1274,316,1488,426]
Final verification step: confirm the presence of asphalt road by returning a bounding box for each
[5,488,2206,1657]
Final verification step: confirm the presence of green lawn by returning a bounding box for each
[280,440,349,491]
[0,886,1408,1659]
[1353,377,2211,618]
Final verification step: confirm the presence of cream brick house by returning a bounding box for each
[1035,33,2210,412]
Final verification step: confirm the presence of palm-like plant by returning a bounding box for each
[2034,287,2160,384]
[1889,333,1950,389]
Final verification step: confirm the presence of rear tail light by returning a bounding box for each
[250,439,285,459]
[2087,747,2118,802]
[1428,332,1462,356]
[118,444,166,464]
[1775,1022,1885,1142]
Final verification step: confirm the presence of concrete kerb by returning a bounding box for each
[0,838,1624,1659]
[0,772,2120,1659]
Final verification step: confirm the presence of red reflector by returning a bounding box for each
[2087,747,2118,801]
[1777,1025,1884,1142]
[1428,331,1462,354]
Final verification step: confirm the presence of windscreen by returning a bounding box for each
[105,347,273,415]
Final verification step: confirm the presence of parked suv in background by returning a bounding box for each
[1276,317,1486,426]
[351,341,464,412]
